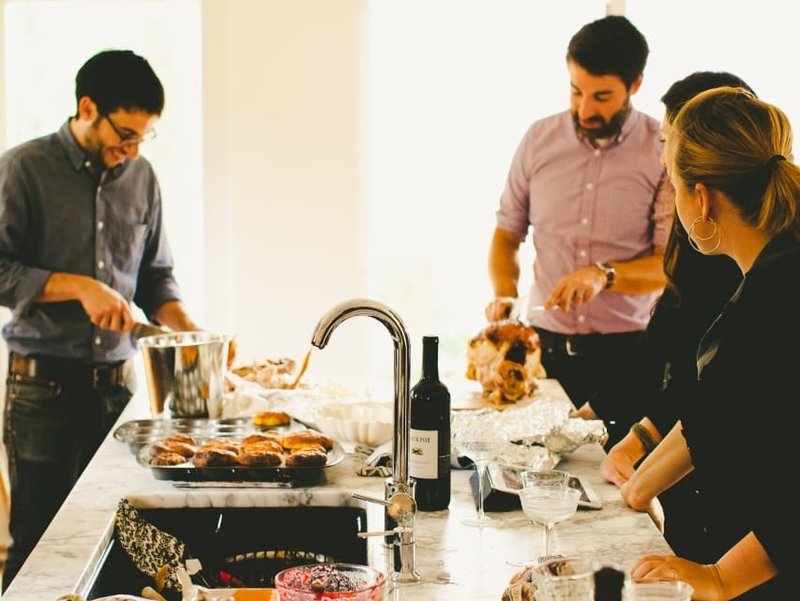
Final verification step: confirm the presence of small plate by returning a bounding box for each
[487,463,602,509]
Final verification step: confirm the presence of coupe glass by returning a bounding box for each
[622,580,694,601]
[453,415,504,527]
[517,469,580,562]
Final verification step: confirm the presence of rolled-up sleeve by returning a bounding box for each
[652,171,675,251]
[132,178,182,318]
[0,154,53,314]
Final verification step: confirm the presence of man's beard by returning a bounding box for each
[572,101,631,142]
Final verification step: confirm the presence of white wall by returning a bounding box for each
[200,0,376,382]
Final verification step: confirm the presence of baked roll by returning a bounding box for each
[280,430,334,451]
[285,448,328,467]
[252,411,292,428]
[193,447,239,467]
[150,452,190,466]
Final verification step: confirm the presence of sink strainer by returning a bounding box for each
[221,549,337,587]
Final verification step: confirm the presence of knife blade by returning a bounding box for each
[132,321,169,339]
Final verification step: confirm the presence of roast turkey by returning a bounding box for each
[466,320,546,404]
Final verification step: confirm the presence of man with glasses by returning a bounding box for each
[0,49,200,590]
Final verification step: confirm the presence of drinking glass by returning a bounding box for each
[519,469,580,559]
[531,556,598,601]
[622,580,693,601]
[453,416,503,527]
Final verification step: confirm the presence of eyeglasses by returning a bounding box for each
[102,113,157,147]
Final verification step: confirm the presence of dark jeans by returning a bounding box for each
[536,328,647,447]
[2,356,134,592]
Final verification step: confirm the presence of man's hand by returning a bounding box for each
[545,265,607,311]
[485,296,515,322]
[36,272,135,332]
[79,279,135,332]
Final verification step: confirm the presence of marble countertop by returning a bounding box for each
[2,383,672,601]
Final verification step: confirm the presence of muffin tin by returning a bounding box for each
[114,417,344,483]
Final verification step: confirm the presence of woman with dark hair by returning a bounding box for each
[625,87,798,600]
[574,72,752,559]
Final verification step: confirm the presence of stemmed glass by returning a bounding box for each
[515,469,580,563]
[453,414,504,527]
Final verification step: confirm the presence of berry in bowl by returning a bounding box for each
[274,563,385,600]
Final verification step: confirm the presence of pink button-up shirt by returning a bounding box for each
[496,109,673,335]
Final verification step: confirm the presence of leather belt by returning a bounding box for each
[536,328,645,358]
[8,351,131,389]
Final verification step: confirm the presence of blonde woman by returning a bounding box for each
[623,88,797,600]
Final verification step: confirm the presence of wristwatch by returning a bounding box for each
[594,261,616,289]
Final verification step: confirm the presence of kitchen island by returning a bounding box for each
[2,382,671,601]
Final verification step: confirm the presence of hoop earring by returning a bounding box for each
[688,216,721,253]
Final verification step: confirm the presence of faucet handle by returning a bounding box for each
[353,491,416,524]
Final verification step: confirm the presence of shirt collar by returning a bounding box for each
[56,119,126,177]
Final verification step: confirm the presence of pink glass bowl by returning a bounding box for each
[274,563,386,600]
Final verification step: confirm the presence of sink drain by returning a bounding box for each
[222,549,337,587]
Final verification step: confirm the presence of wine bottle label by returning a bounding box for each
[409,428,439,479]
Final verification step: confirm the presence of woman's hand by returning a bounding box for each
[631,555,724,601]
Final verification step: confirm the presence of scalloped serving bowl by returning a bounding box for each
[275,563,386,600]
[313,401,394,447]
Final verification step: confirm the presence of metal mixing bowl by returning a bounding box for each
[139,331,230,418]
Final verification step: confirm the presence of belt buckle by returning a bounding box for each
[565,338,579,357]
[92,366,102,388]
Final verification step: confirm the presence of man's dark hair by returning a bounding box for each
[75,49,164,117]
[567,15,648,89]
[661,71,756,122]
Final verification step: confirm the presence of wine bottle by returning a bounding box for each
[409,335,451,511]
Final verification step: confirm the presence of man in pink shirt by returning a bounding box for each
[486,15,673,446]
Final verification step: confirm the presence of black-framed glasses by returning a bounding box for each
[102,113,157,147]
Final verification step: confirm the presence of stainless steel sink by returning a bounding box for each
[80,494,372,600]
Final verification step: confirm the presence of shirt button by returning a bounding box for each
[98,221,104,231]
[84,160,91,168]
[579,250,587,258]
[581,217,589,225]
[94,336,102,346]
[98,260,105,269]
[586,182,594,190]
[578,315,586,323]
[594,149,601,157]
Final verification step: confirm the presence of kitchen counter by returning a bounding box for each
[2,380,672,601]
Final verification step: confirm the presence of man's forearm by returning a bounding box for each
[153,299,201,332]
[489,228,522,297]
[34,272,91,303]
[607,252,666,294]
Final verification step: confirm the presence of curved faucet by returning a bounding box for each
[311,298,411,487]
[312,298,421,583]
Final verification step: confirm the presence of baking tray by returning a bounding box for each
[115,417,344,483]
[114,417,294,450]
[135,440,345,483]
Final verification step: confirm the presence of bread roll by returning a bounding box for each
[193,447,239,467]
[285,448,328,467]
[280,430,334,451]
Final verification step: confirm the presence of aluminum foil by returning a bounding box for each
[451,398,606,467]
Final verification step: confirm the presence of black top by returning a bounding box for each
[589,243,741,439]
[680,233,800,599]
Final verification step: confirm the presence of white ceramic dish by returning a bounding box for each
[314,401,393,446]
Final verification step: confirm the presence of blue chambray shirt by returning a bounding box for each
[0,120,183,362]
